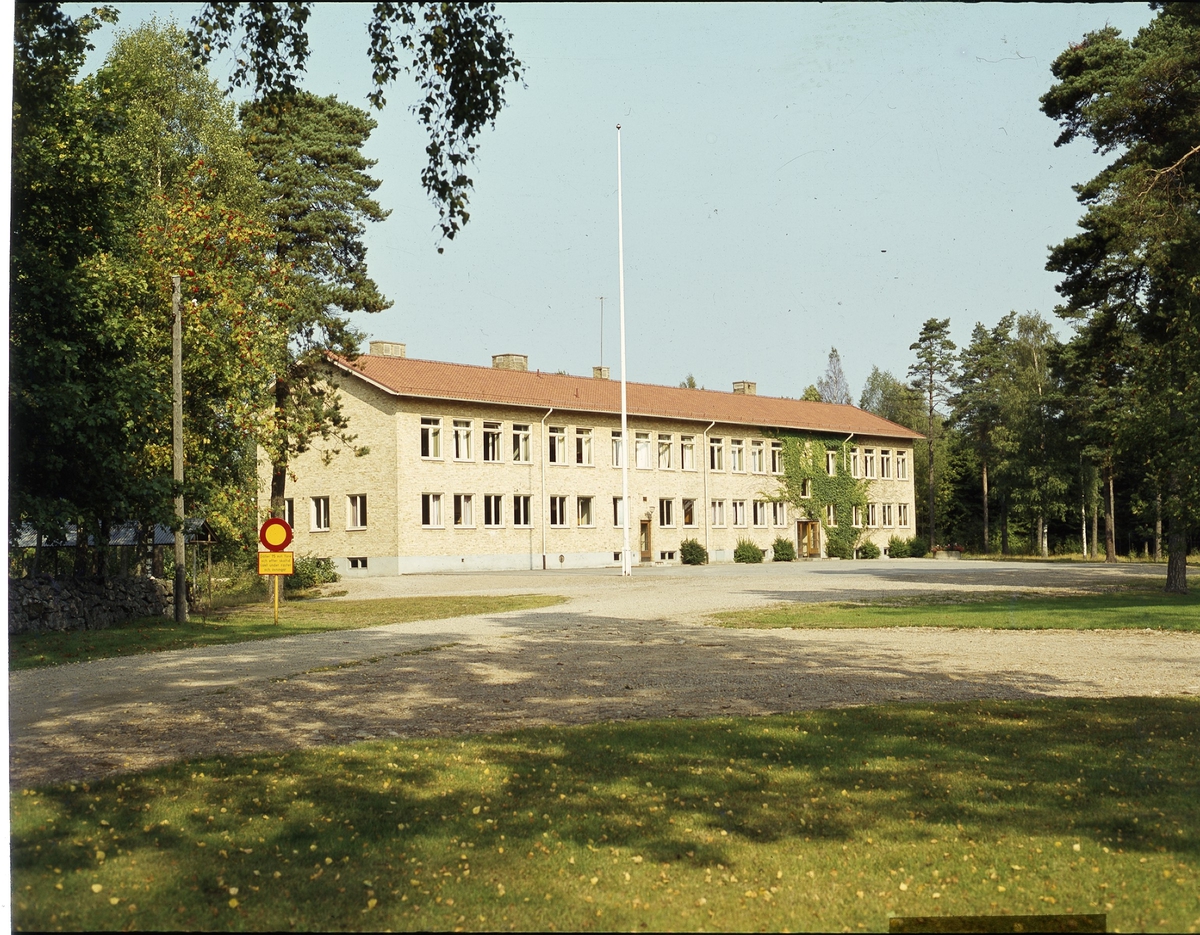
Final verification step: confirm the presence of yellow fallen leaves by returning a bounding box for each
[91,884,103,894]
[229,898,239,908]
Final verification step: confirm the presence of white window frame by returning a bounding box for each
[681,435,696,471]
[772,501,787,526]
[898,503,910,527]
[483,494,503,527]
[635,432,652,470]
[311,496,330,532]
[710,437,724,471]
[420,417,442,459]
[483,421,502,462]
[682,498,697,527]
[826,450,837,476]
[453,493,474,527]
[882,502,894,527]
[577,495,594,527]
[864,448,877,479]
[611,431,625,468]
[549,495,568,527]
[613,496,625,527]
[347,494,367,529]
[659,498,675,527]
[658,434,673,470]
[548,426,568,465]
[283,498,294,528]
[897,451,909,480]
[750,440,764,474]
[800,478,812,499]
[575,428,593,466]
[513,495,532,527]
[731,499,747,527]
[453,420,473,461]
[752,500,768,527]
[730,439,745,473]
[770,441,783,474]
[852,505,862,528]
[711,499,726,527]
[867,502,878,527]
[880,449,892,479]
[826,503,836,527]
[421,493,443,528]
[850,447,860,478]
[512,424,532,464]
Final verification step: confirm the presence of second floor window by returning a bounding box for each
[897,451,909,480]
[420,417,441,458]
[513,424,532,463]
[880,449,892,479]
[548,426,567,464]
[710,437,724,471]
[483,422,502,461]
[851,447,860,477]
[826,450,837,476]
[453,420,473,460]
[730,439,745,472]
[658,434,673,469]
[347,494,367,529]
[681,435,695,471]
[635,432,651,469]
[750,440,764,473]
[770,441,783,473]
[611,430,624,467]
[311,496,330,531]
[659,498,674,527]
[863,448,876,479]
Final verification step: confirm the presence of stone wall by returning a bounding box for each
[8,575,169,634]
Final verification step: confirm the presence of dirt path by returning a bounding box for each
[11,561,1197,788]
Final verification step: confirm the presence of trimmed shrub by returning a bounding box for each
[826,538,854,559]
[907,536,930,558]
[771,537,796,562]
[680,538,708,565]
[858,541,881,560]
[887,535,910,558]
[734,539,764,563]
[285,555,341,591]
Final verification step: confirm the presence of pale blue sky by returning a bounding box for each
[72,3,1155,399]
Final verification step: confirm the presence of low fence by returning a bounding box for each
[8,575,169,634]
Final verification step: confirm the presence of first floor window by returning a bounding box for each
[549,496,567,527]
[882,503,894,526]
[311,496,330,531]
[453,494,474,527]
[576,428,593,465]
[799,478,812,498]
[681,435,696,470]
[453,420,473,460]
[826,450,837,476]
[898,503,910,527]
[421,493,443,527]
[659,498,674,527]
[484,494,503,526]
[513,424,532,463]
[770,441,783,473]
[731,500,747,526]
[750,440,765,473]
[772,501,787,526]
[852,505,862,527]
[635,432,652,469]
[850,447,860,477]
[548,426,567,464]
[513,495,532,527]
[578,496,594,526]
[711,499,726,527]
[420,417,441,458]
[863,448,877,479]
[283,498,294,528]
[710,437,724,471]
[866,502,878,527]
[483,421,502,461]
[658,434,673,469]
[826,503,836,527]
[880,449,892,479]
[730,439,745,472]
[897,451,909,480]
[752,500,768,526]
[348,556,368,569]
[611,430,625,467]
[682,498,696,526]
[613,496,625,527]
[347,494,367,529]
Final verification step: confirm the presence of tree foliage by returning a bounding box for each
[907,318,956,549]
[815,347,852,405]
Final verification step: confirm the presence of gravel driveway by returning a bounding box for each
[10,560,1198,789]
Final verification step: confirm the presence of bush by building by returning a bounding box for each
[284,555,341,591]
[858,541,881,560]
[907,537,930,558]
[680,538,708,565]
[887,535,910,558]
[734,539,764,563]
[771,537,795,562]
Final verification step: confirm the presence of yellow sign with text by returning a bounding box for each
[257,551,294,576]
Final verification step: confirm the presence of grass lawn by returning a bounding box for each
[711,589,1200,632]
[9,594,566,671]
[11,698,1198,932]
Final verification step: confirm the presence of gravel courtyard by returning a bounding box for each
[10,560,1199,788]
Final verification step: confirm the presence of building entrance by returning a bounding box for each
[639,521,652,563]
[796,520,820,558]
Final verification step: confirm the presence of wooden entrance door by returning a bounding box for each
[639,521,652,562]
[796,521,819,557]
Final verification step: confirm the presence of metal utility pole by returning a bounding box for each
[172,274,188,623]
[616,125,631,577]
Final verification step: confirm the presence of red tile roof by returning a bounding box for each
[330,354,923,440]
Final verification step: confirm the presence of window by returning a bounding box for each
[866,502,878,527]
[682,498,696,526]
[711,500,726,526]
[453,494,474,527]
[880,449,892,479]
[453,420,473,460]
[897,451,908,480]
[348,557,368,569]
[311,496,330,531]
[613,496,625,527]
[548,426,568,464]
[731,500,747,527]
[799,478,812,499]
[347,494,367,529]
[483,494,503,526]
[852,505,862,527]
[850,447,860,477]
[681,435,696,471]
[549,496,567,527]
[826,450,837,476]
[283,498,294,528]
[659,550,676,561]
[752,500,768,527]
[826,503,836,526]
[483,421,502,462]
[750,440,764,473]
[772,501,787,526]
[421,493,443,527]
[512,424,532,463]
[575,428,593,465]
[882,503,894,527]
[577,496,594,527]
[770,441,783,474]
[730,439,745,472]
[658,434,673,469]
[710,437,724,471]
[898,503,910,527]
[863,448,876,479]
[513,495,532,527]
[611,431,625,467]
[420,417,441,458]
[659,498,674,527]
[635,432,651,469]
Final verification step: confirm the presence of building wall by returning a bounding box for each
[260,376,919,574]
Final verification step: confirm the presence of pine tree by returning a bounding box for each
[908,319,957,550]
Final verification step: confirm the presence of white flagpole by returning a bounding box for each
[617,124,631,576]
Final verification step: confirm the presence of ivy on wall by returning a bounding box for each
[774,435,870,558]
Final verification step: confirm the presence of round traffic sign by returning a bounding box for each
[259,518,293,552]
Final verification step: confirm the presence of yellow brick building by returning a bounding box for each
[259,343,922,575]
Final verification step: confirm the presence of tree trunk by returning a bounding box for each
[1038,515,1047,558]
[1154,492,1162,562]
[74,520,87,579]
[1090,494,1099,560]
[1081,494,1087,560]
[1164,516,1188,594]
[981,459,989,554]
[1104,467,1117,563]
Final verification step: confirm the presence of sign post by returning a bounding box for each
[258,519,294,625]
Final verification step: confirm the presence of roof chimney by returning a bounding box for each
[492,353,528,372]
[732,380,757,395]
[369,340,406,358]
[592,365,610,380]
